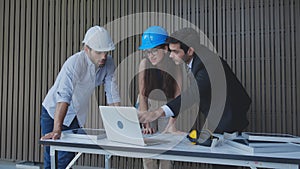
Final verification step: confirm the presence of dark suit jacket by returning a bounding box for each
[166,54,251,133]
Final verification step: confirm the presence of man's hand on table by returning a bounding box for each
[41,130,61,140]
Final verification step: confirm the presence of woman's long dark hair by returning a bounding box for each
[142,51,179,99]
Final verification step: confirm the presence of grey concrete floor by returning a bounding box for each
[0,160,43,169]
[0,160,17,169]
[0,160,102,169]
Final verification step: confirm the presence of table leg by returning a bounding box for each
[105,154,112,169]
[66,152,83,169]
[50,146,56,169]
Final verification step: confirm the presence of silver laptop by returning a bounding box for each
[99,106,169,146]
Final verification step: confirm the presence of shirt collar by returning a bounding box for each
[187,58,194,69]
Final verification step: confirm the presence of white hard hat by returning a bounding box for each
[82,26,115,52]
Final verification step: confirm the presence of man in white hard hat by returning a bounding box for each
[40,26,120,169]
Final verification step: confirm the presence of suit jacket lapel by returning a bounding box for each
[191,55,204,75]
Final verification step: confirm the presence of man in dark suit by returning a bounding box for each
[138,27,251,135]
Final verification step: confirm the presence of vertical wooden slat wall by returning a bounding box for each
[0,0,299,168]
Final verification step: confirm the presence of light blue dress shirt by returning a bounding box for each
[42,51,120,127]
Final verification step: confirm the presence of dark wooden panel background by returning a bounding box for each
[0,0,299,168]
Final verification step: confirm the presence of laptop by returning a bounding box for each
[99,106,169,146]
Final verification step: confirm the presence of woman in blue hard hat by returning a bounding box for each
[138,26,182,169]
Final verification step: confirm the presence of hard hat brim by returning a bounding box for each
[138,41,166,50]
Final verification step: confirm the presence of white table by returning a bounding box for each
[40,134,300,169]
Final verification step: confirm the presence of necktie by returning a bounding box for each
[184,65,192,89]
[186,65,191,74]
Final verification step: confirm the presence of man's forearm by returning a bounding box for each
[53,102,69,132]
[138,107,165,123]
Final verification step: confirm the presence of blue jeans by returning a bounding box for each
[41,106,80,169]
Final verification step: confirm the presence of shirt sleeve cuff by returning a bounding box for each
[161,105,174,117]
[56,92,71,104]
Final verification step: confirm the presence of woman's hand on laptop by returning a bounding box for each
[142,123,156,134]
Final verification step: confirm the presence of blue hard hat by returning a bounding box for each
[139,26,168,50]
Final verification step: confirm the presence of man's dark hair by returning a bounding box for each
[166,27,201,54]
[166,36,190,53]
